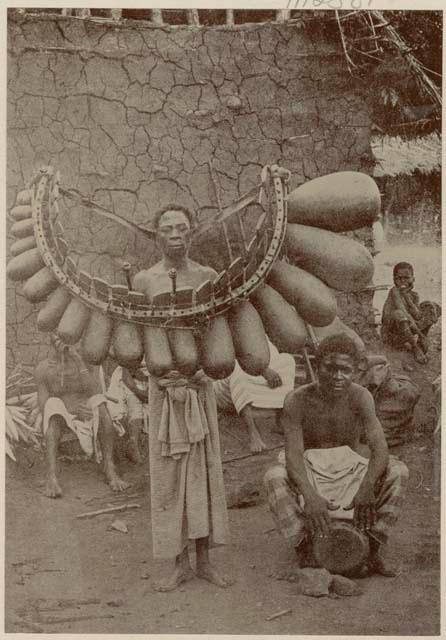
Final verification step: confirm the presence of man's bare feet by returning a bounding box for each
[294,540,317,568]
[366,541,398,577]
[248,426,267,454]
[295,544,306,568]
[126,437,143,464]
[367,553,398,577]
[155,565,195,592]
[105,468,131,492]
[413,345,428,364]
[45,475,62,498]
[196,562,234,588]
[418,335,430,354]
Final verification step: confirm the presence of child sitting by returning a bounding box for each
[381,262,441,364]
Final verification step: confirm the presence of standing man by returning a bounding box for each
[35,334,130,498]
[264,334,409,576]
[133,204,231,592]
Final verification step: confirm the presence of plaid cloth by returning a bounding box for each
[264,455,409,547]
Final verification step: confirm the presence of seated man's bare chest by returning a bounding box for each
[302,392,360,450]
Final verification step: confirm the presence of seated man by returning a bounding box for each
[107,361,149,463]
[381,261,441,364]
[35,334,130,498]
[264,334,409,576]
[214,339,295,452]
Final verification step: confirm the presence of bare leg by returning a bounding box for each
[418,333,430,354]
[397,319,428,364]
[240,406,267,453]
[155,546,195,592]
[126,418,143,464]
[294,538,318,568]
[413,343,428,364]
[45,415,64,498]
[406,328,428,363]
[272,408,284,435]
[294,542,306,568]
[195,537,233,587]
[367,539,397,577]
[97,407,131,492]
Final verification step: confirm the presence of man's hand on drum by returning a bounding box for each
[304,493,339,537]
[344,480,376,532]
[263,367,282,389]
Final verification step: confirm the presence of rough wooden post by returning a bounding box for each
[225,10,234,25]
[151,9,164,25]
[187,9,200,26]
[110,8,122,22]
[61,9,91,18]
[276,10,291,22]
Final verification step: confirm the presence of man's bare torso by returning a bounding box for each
[134,260,217,302]
[296,383,365,452]
[38,358,94,415]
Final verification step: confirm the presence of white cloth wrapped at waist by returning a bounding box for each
[213,340,295,413]
[278,446,369,521]
[153,370,210,459]
[43,394,124,463]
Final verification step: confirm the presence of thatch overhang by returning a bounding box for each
[371,133,441,177]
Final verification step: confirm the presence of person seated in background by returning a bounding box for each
[264,334,409,576]
[107,361,149,463]
[381,262,441,364]
[35,334,129,498]
[214,339,295,453]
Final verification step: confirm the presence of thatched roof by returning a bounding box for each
[371,133,441,177]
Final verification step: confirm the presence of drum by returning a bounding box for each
[312,520,369,576]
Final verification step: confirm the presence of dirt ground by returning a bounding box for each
[5,241,442,635]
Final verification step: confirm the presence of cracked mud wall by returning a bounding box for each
[7,14,375,370]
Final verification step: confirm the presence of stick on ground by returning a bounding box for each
[75,503,141,519]
[266,608,292,621]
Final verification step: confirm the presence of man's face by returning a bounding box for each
[318,353,355,396]
[394,268,414,290]
[156,210,192,259]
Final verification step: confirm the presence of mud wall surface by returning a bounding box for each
[7,14,374,371]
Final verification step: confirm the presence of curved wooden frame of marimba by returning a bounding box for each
[32,164,289,328]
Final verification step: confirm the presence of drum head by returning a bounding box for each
[312,521,369,575]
